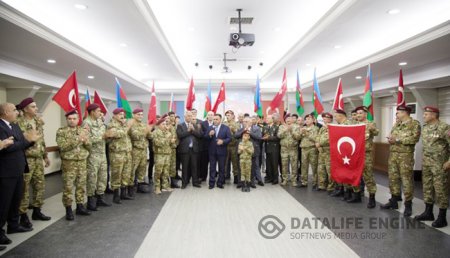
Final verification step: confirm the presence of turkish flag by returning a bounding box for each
[52,71,82,124]
[186,77,195,111]
[332,78,344,110]
[148,82,157,124]
[397,69,405,107]
[269,68,287,111]
[93,90,108,114]
[329,124,366,186]
[212,82,226,113]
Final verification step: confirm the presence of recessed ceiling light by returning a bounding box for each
[188,27,195,32]
[119,43,127,47]
[334,45,342,49]
[47,59,56,64]
[259,50,265,54]
[87,75,95,79]
[387,9,400,15]
[74,4,88,10]
[274,27,281,32]
[143,63,149,67]
[399,62,407,66]
[355,76,362,79]
[306,63,311,67]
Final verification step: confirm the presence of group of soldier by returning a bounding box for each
[1,97,449,243]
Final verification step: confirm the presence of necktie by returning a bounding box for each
[188,123,193,147]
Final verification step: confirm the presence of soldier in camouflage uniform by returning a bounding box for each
[56,110,91,220]
[315,112,333,192]
[224,110,240,184]
[381,106,420,216]
[347,106,379,208]
[16,98,51,228]
[83,104,111,211]
[238,130,254,192]
[277,114,301,186]
[415,106,449,228]
[153,116,174,194]
[129,108,152,194]
[107,108,133,204]
[167,112,180,188]
[298,114,319,188]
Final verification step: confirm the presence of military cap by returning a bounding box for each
[334,109,346,115]
[17,97,35,110]
[355,106,369,113]
[396,105,411,113]
[322,112,333,119]
[156,117,166,125]
[65,109,78,117]
[424,106,439,113]
[87,103,100,112]
[133,108,144,114]
[113,108,125,115]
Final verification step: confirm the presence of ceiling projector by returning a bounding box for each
[229,9,255,48]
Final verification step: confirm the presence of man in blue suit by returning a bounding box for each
[204,114,231,189]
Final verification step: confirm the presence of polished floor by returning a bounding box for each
[1,170,450,258]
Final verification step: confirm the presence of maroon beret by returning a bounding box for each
[424,106,439,113]
[87,103,100,112]
[284,113,291,120]
[133,108,144,114]
[65,109,78,117]
[396,105,411,113]
[17,97,35,110]
[113,108,125,115]
[334,109,346,115]
[322,112,333,119]
[156,117,166,125]
[160,113,168,120]
[355,106,369,113]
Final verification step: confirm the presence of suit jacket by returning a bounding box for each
[0,120,32,177]
[204,123,231,156]
[262,124,280,154]
[235,125,262,157]
[200,120,213,152]
[177,122,202,153]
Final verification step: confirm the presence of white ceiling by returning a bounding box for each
[1,0,450,102]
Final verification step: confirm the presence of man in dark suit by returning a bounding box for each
[199,111,214,182]
[177,111,202,188]
[0,103,37,248]
[204,114,231,189]
[262,114,280,184]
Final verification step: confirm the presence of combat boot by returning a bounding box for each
[341,189,351,201]
[96,194,111,207]
[113,189,121,204]
[65,206,74,221]
[127,186,136,199]
[137,183,150,193]
[347,191,362,203]
[86,196,98,211]
[32,207,51,221]
[404,201,412,217]
[280,180,287,186]
[246,181,251,192]
[432,209,448,228]
[120,187,133,200]
[415,203,434,221]
[367,194,376,209]
[380,195,400,209]
[241,182,246,192]
[76,204,91,216]
[330,187,344,197]
[19,213,33,229]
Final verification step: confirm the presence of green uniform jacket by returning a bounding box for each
[17,116,47,158]
[422,121,450,158]
[239,140,254,159]
[278,124,301,148]
[299,125,319,148]
[83,116,106,154]
[107,119,131,152]
[153,128,172,154]
[129,120,150,150]
[56,126,91,160]
[389,117,421,153]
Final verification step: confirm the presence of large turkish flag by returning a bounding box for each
[52,71,82,124]
[329,124,366,186]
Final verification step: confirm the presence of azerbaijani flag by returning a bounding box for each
[83,88,91,118]
[312,68,324,117]
[254,75,263,117]
[115,77,132,118]
[295,70,305,116]
[203,80,212,118]
[363,64,374,121]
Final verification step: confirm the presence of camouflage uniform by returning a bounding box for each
[224,120,240,178]
[388,118,421,201]
[299,125,319,186]
[354,120,379,194]
[107,119,132,190]
[129,120,151,184]
[56,126,91,207]
[17,116,47,214]
[152,128,171,190]
[316,125,332,191]
[83,116,107,196]
[238,140,254,182]
[277,124,301,185]
[168,123,179,178]
[422,121,449,209]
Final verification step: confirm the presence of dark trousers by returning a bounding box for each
[251,155,262,182]
[181,151,198,186]
[147,149,154,180]
[0,175,23,236]
[199,150,209,180]
[266,151,280,182]
[209,154,226,187]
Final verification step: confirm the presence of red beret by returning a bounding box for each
[17,97,34,110]
[284,113,291,120]
[160,113,168,120]
[322,112,333,119]
[424,106,439,113]
[156,117,166,125]
[334,109,346,115]
[113,108,125,115]
[396,105,411,113]
[65,109,78,117]
[355,106,369,113]
[133,108,144,114]
[87,103,100,112]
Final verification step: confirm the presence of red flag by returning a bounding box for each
[269,68,287,111]
[397,69,405,107]
[329,124,366,186]
[186,77,195,111]
[93,90,108,114]
[212,82,226,113]
[332,78,344,110]
[148,82,157,124]
[52,71,82,124]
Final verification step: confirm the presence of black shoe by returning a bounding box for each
[0,234,12,245]
[127,186,136,199]
[341,189,351,201]
[245,182,251,192]
[249,182,257,188]
[415,203,435,221]
[217,185,224,189]
[7,225,33,234]
[105,188,114,194]
[272,180,279,185]
[209,185,214,189]
[148,178,154,185]
[264,178,272,183]
[297,184,307,188]
[113,189,121,204]
[137,183,150,193]
[87,196,98,211]
[175,174,182,180]
[181,184,187,189]
[19,213,33,229]
[380,195,399,210]
[233,176,238,184]
[404,201,412,217]
[120,187,133,200]
[257,181,264,186]
[31,207,51,221]
[312,185,318,191]
[367,194,376,209]
[193,184,201,188]
[432,209,448,228]
[65,206,74,221]
[0,245,6,251]
[347,192,362,203]
[330,189,344,197]
[170,182,180,189]
[96,194,111,207]
[76,204,91,216]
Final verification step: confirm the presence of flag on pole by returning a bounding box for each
[397,69,405,108]
[363,64,374,121]
[148,81,157,124]
[254,75,263,117]
[295,70,305,116]
[169,92,174,112]
[52,71,82,125]
[83,88,91,118]
[204,80,212,118]
[93,90,108,114]
[115,78,132,118]
[269,68,287,111]
[332,78,344,111]
[312,68,324,117]
[186,77,196,111]
[212,82,226,113]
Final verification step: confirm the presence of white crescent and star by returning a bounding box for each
[398,87,405,106]
[337,136,356,165]
[338,93,343,109]
[68,89,76,108]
